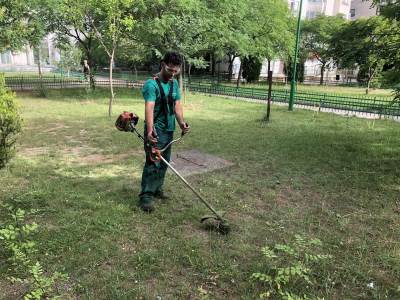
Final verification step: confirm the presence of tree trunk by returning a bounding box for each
[228,55,235,82]
[320,63,325,85]
[366,67,375,95]
[87,53,95,90]
[36,47,44,93]
[108,51,114,117]
[188,63,192,84]
[37,56,42,79]
[134,65,138,81]
[211,52,216,77]
[265,65,273,122]
[217,62,221,84]
[236,60,242,89]
[83,46,95,89]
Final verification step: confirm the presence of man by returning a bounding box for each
[139,52,190,212]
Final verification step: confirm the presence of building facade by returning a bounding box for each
[350,0,378,20]
[0,34,60,72]
[257,0,354,83]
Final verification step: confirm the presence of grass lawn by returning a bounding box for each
[1,88,399,299]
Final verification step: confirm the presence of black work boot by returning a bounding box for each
[138,196,154,213]
[154,190,170,200]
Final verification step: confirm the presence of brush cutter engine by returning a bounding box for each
[115,111,139,132]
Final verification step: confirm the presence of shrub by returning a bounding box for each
[252,235,332,299]
[0,204,68,299]
[0,73,22,168]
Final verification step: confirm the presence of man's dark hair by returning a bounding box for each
[163,51,182,66]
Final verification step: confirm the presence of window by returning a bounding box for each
[350,8,355,17]
[0,51,12,64]
[306,11,317,19]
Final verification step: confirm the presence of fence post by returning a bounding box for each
[20,76,23,91]
[319,93,326,112]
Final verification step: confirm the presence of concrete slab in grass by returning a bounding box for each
[169,149,234,177]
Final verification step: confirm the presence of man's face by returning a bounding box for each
[162,62,181,79]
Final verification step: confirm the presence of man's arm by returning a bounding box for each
[175,100,190,134]
[145,101,157,142]
[175,100,184,126]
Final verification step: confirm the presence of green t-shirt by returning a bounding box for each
[142,77,181,132]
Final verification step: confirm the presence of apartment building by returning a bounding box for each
[0,34,60,72]
[350,0,378,20]
[257,0,354,83]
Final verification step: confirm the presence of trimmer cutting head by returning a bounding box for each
[200,211,230,235]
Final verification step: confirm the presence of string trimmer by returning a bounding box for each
[115,111,231,235]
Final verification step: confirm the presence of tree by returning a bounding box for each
[302,15,346,85]
[0,0,29,50]
[371,0,400,100]
[49,0,101,89]
[242,56,262,83]
[332,17,394,94]
[57,42,83,76]
[246,0,294,71]
[203,0,251,81]
[0,0,53,83]
[135,0,212,94]
[88,0,138,116]
[374,0,400,21]
[26,0,55,88]
[242,0,293,120]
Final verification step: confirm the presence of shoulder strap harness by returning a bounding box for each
[153,76,175,121]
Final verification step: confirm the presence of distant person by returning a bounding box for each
[83,60,90,80]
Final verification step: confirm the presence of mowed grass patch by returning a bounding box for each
[0,88,399,299]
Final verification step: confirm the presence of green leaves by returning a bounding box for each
[0,204,68,299]
[252,235,332,299]
[0,74,22,169]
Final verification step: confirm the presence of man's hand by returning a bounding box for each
[147,130,158,143]
[179,122,190,135]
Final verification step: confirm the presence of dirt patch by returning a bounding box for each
[60,146,98,156]
[18,145,141,166]
[170,149,234,177]
[43,123,71,133]
[180,221,212,240]
[18,147,50,156]
[0,280,26,300]
[68,151,141,165]
[60,147,142,165]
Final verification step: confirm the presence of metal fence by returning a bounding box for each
[187,82,400,117]
[4,76,140,90]
[4,76,399,117]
